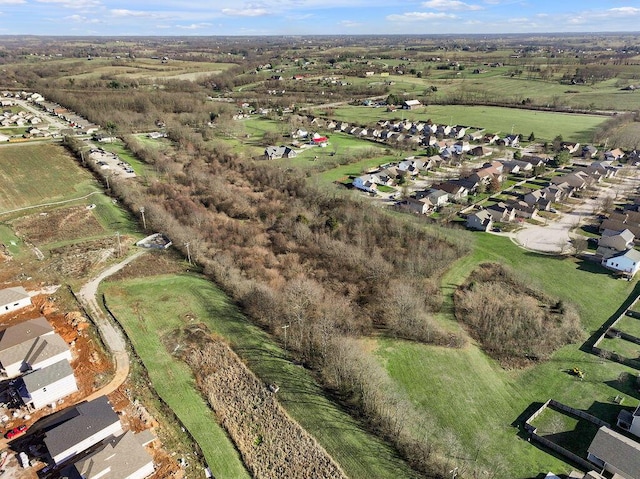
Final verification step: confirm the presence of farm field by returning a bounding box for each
[377,233,640,478]
[103,272,418,479]
[330,105,607,143]
[0,143,97,212]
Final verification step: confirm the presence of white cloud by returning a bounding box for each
[339,20,361,27]
[65,14,101,23]
[111,9,155,17]
[608,7,640,16]
[387,11,456,21]
[421,0,482,11]
[176,22,212,29]
[36,0,101,8]
[0,0,25,4]
[221,7,268,17]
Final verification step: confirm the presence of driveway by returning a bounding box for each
[514,171,640,254]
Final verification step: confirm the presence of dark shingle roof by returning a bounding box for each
[588,426,640,478]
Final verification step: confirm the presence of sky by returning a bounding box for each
[1,0,640,36]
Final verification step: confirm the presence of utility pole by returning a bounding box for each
[185,242,191,265]
[115,231,122,257]
[282,323,290,353]
[140,207,146,230]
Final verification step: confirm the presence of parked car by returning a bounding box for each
[5,425,27,439]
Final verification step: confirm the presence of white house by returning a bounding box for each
[16,360,78,410]
[353,174,379,193]
[44,396,124,465]
[60,431,155,479]
[0,317,72,379]
[602,249,640,277]
[466,210,494,231]
[0,286,31,315]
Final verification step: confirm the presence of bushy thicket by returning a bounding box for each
[185,334,346,479]
[453,263,584,366]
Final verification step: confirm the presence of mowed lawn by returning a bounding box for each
[104,273,418,479]
[378,233,639,478]
[0,143,97,212]
[331,105,606,143]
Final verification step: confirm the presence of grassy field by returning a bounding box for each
[377,233,640,478]
[104,276,251,479]
[0,143,98,212]
[330,105,607,143]
[616,316,640,338]
[104,272,417,479]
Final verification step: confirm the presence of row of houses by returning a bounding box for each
[36,99,99,134]
[0,287,156,478]
[0,110,42,128]
[307,115,519,150]
[467,159,616,231]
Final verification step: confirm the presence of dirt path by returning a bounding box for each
[78,250,146,400]
[0,191,101,217]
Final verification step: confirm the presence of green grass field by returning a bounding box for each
[103,276,251,479]
[104,272,417,479]
[377,233,640,478]
[616,316,640,338]
[0,143,98,212]
[331,105,606,144]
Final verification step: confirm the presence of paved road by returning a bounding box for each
[514,171,640,254]
[78,250,146,400]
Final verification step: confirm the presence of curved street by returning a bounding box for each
[513,171,640,254]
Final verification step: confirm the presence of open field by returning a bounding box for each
[104,276,251,479]
[378,233,639,478]
[330,105,607,143]
[0,143,97,211]
[103,272,418,479]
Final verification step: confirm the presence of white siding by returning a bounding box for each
[52,422,123,464]
[0,296,31,315]
[125,461,155,479]
[28,374,78,410]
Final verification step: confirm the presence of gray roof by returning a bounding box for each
[21,360,74,391]
[588,426,640,478]
[0,317,52,352]
[0,286,30,308]
[61,431,153,479]
[43,396,121,459]
[622,249,640,262]
[0,332,69,370]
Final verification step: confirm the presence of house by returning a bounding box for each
[509,200,539,219]
[587,426,640,479]
[469,145,491,157]
[561,142,581,154]
[500,134,520,147]
[402,99,422,110]
[618,403,640,439]
[605,148,625,161]
[466,210,494,231]
[353,175,379,193]
[59,431,155,479]
[582,145,598,159]
[523,189,551,211]
[43,396,123,465]
[0,317,72,379]
[502,160,533,174]
[436,181,469,201]
[486,202,516,222]
[602,249,640,277]
[551,172,589,190]
[16,360,78,410]
[264,146,297,160]
[426,189,449,207]
[0,286,31,315]
[404,197,433,215]
[599,229,635,252]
